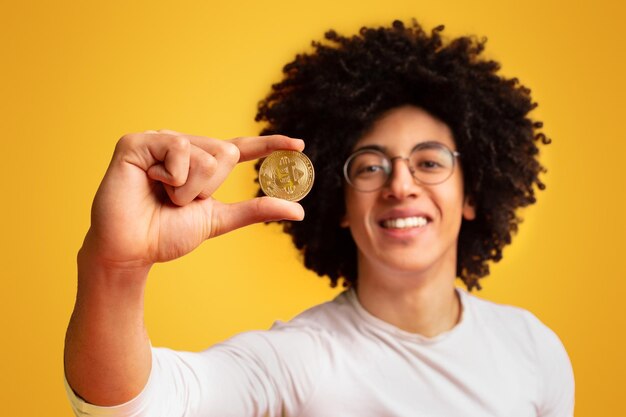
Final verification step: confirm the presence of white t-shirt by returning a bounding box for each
[65,289,574,417]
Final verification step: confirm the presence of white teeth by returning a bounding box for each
[382,216,428,229]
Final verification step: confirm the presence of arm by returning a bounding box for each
[64,131,305,406]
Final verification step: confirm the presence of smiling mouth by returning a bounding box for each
[380,216,428,229]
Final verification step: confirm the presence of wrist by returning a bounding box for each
[77,244,152,291]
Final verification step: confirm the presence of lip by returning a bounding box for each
[377,208,433,224]
[376,208,433,239]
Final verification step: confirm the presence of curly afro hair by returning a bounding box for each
[255,19,549,291]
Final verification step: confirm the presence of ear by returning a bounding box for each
[340,214,350,228]
[462,195,476,220]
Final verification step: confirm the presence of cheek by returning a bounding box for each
[343,192,359,227]
[343,192,375,231]
[435,181,467,223]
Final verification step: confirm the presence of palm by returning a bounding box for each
[150,197,215,262]
[88,162,213,265]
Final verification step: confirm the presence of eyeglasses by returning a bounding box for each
[343,141,460,192]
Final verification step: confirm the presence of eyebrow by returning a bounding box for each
[353,144,387,153]
[352,140,446,154]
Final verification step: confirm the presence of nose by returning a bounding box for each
[382,157,420,199]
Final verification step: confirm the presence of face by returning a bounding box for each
[342,105,475,284]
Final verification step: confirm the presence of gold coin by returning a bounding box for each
[259,150,314,201]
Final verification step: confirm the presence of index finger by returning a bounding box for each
[229,135,305,162]
[150,131,304,163]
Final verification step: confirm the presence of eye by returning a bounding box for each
[417,160,443,170]
[411,146,451,172]
[348,151,388,179]
[354,164,385,177]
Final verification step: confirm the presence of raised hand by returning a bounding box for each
[65,131,306,406]
[82,130,305,270]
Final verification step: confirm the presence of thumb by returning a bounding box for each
[209,197,305,238]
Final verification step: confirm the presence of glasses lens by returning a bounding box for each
[345,150,389,191]
[409,143,455,184]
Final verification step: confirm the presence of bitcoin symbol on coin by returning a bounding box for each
[259,150,314,201]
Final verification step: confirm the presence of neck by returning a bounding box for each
[355,260,461,337]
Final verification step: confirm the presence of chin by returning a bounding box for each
[358,243,457,282]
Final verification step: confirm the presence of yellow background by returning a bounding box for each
[1,0,624,415]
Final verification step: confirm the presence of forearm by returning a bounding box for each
[64,247,153,406]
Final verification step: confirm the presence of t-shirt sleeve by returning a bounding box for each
[65,329,325,417]
[64,349,179,417]
[525,312,575,417]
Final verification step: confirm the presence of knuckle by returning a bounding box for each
[207,154,219,170]
[270,134,290,145]
[169,175,187,188]
[220,142,241,164]
[115,133,139,152]
[197,191,211,200]
[197,154,218,176]
[171,136,190,151]
[169,195,186,207]
[168,187,188,206]
[255,196,273,216]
